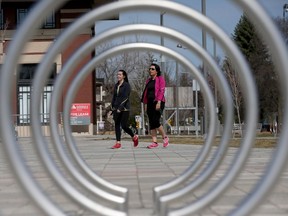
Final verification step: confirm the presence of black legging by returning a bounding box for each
[147,100,165,130]
[113,111,134,141]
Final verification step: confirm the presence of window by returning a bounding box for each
[17,63,57,124]
[17,9,29,27]
[17,8,55,29]
[0,9,3,30]
[18,86,31,124]
[43,12,55,29]
[41,86,53,123]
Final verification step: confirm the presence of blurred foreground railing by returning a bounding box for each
[1,1,288,216]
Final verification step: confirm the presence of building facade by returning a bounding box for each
[0,0,117,136]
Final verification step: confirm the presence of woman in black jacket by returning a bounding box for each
[111,70,138,149]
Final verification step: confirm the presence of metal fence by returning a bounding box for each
[11,113,63,137]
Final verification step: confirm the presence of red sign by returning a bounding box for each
[70,103,91,125]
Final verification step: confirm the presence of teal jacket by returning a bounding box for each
[111,81,131,111]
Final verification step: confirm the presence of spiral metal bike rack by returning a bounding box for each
[0,0,288,215]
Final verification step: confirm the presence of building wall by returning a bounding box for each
[61,34,95,126]
[0,1,99,135]
[1,0,119,135]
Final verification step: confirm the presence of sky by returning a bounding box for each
[95,0,287,67]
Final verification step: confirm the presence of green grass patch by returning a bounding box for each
[132,134,278,148]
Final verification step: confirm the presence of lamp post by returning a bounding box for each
[193,80,199,137]
[176,61,180,135]
[202,0,208,136]
[283,4,288,20]
[176,43,186,49]
[160,11,167,132]
[141,99,145,136]
[176,44,199,137]
[213,37,217,108]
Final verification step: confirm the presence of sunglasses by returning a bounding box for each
[149,68,156,71]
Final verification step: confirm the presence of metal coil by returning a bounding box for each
[0,0,288,215]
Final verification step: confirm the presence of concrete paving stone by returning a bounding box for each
[128,188,142,196]
[197,206,219,216]
[138,183,171,192]
[136,170,173,176]
[136,166,173,171]
[87,167,106,173]
[85,157,112,162]
[103,165,137,170]
[210,205,236,215]
[138,173,176,179]
[135,158,163,163]
[278,180,288,190]
[0,173,15,179]
[1,136,288,215]
[128,208,154,216]
[235,174,263,181]
[0,193,29,205]
[165,202,195,214]
[9,202,43,216]
[136,161,171,166]
[1,183,27,194]
[107,175,138,182]
[141,200,154,208]
[160,159,192,164]
[129,198,143,208]
[0,178,17,187]
[0,205,40,216]
[250,214,288,216]
[212,194,246,207]
[253,202,288,215]
[168,167,191,175]
[101,172,137,178]
[200,214,217,216]
[105,179,138,187]
[221,187,247,196]
[269,193,288,206]
[270,182,288,193]
[233,182,258,193]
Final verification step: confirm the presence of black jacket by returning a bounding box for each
[111,81,131,111]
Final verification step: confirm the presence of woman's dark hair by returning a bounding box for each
[150,63,161,76]
[119,69,129,83]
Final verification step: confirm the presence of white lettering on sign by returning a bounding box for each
[71,112,89,117]
[76,105,89,109]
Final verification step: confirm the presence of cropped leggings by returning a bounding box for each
[147,100,165,130]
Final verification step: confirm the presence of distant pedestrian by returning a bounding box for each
[141,63,169,149]
[111,70,138,149]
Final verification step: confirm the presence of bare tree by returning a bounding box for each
[95,37,162,128]
[96,43,155,99]
[222,58,243,126]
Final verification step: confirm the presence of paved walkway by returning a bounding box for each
[0,136,287,216]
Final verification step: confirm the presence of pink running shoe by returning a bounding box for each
[147,142,158,149]
[133,135,139,147]
[163,136,169,147]
[111,143,121,149]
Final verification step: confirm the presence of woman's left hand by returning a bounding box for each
[156,103,161,110]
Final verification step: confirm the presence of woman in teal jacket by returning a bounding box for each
[111,70,138,149]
